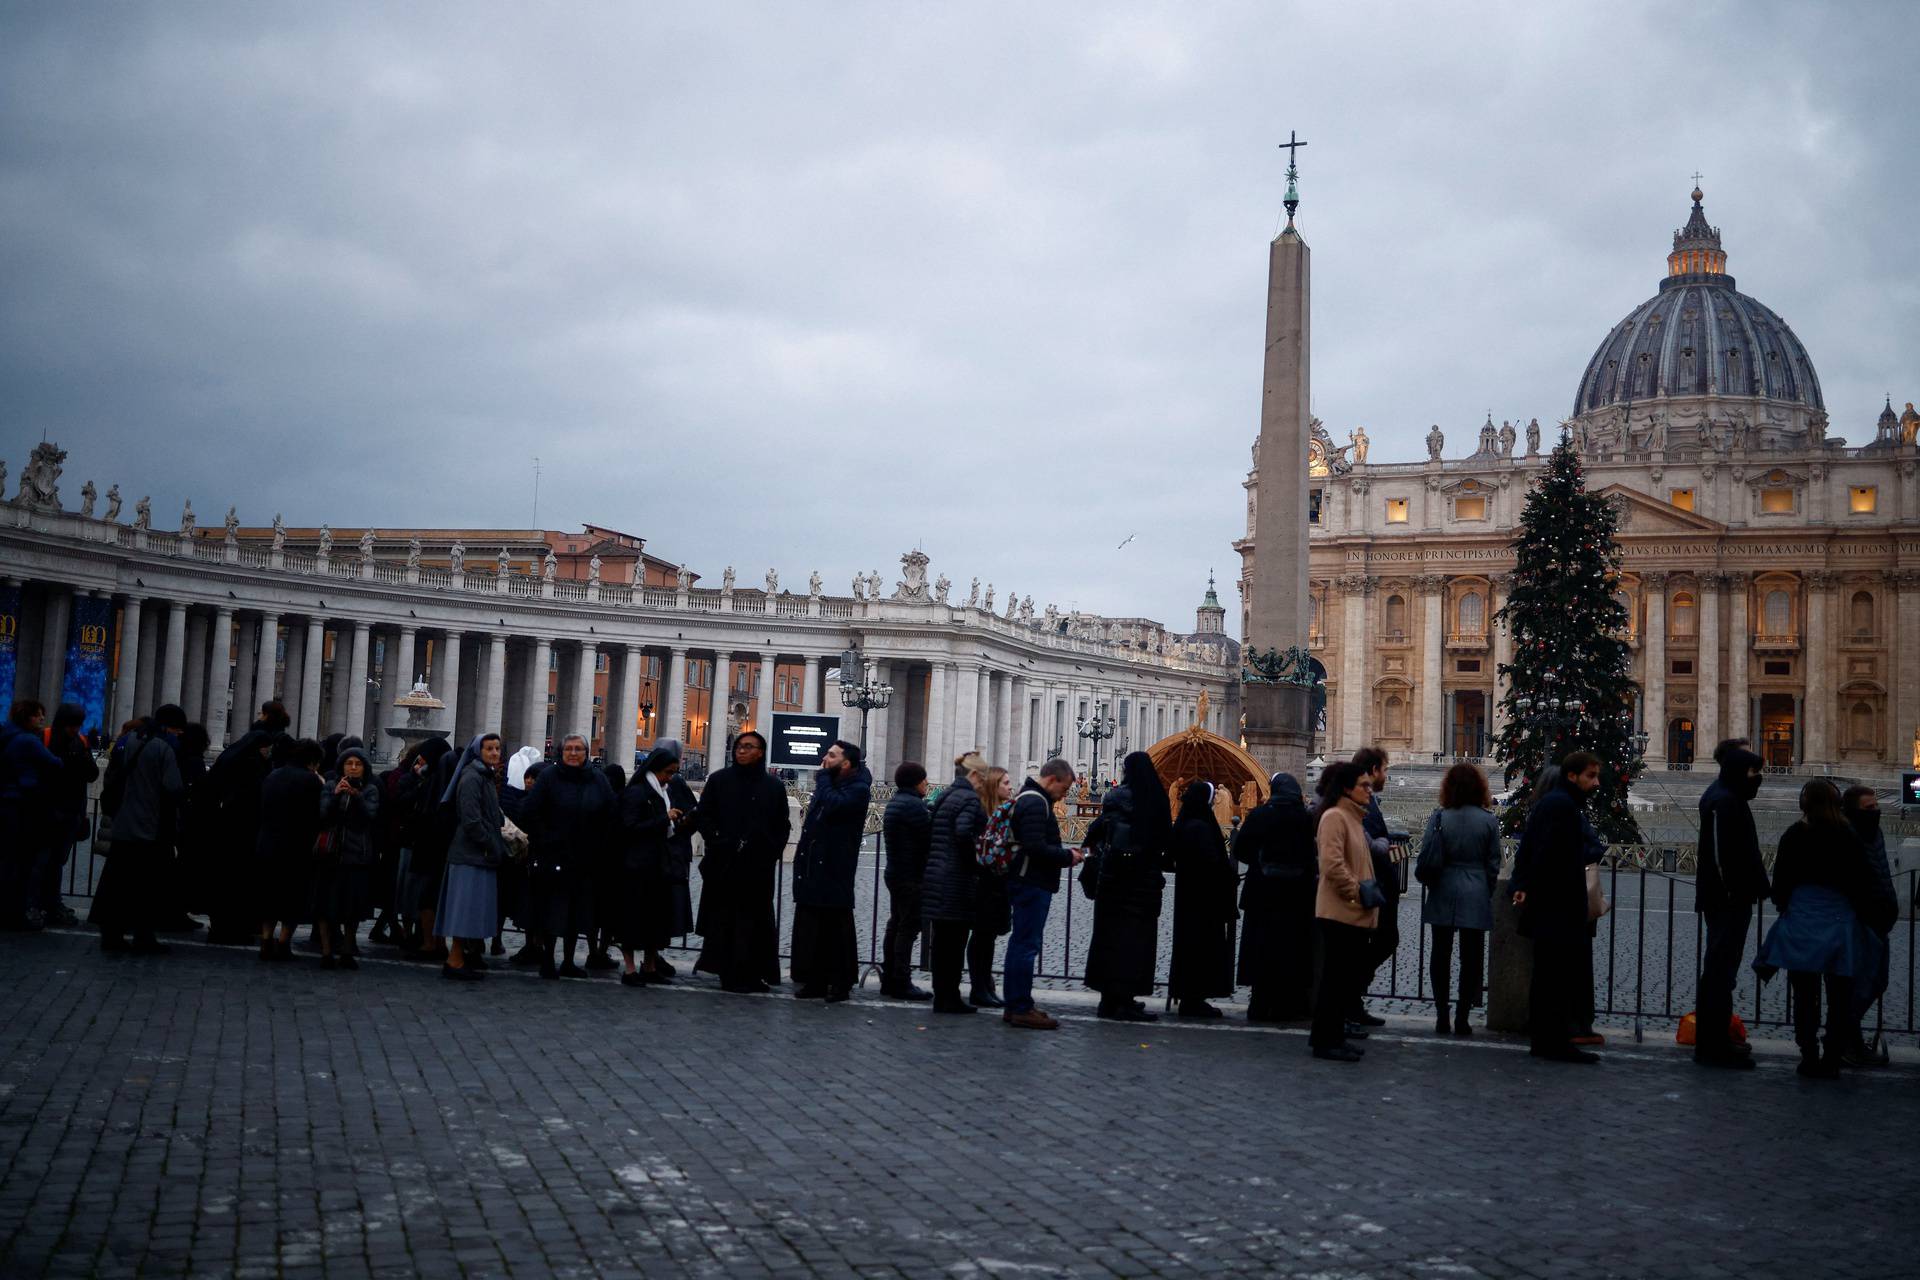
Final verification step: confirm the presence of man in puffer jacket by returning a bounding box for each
[1001,759,1083,1030]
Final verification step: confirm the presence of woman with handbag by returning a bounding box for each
[1232,772,1317,1022]
[1310,760,1380,1062]
[435,734,510,981]
[1085,751,1172,1022]
[1415,763,1503,1035]
[312,746,380,970]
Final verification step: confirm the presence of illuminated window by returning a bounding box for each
[1850,486,1877,514]
[1760,487,1794,514]
[1454,496,1487,521]
[1458,591,1485,635]
[1385,498,1409,524]
[1309,489,1322,525]
[1669,488,1695,511]
[1671,592,1696,636]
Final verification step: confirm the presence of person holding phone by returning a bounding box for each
[313,746,380,970]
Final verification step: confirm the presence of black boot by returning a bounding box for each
[1435,1000,1451,1035]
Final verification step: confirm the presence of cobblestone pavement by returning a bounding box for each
[4,930,1919,1279]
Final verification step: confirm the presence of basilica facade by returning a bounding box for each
[1237,187,1920,772]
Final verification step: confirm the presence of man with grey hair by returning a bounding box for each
[1002,758,1085,1030]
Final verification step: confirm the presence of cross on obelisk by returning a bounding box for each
[1279,130,1309,226]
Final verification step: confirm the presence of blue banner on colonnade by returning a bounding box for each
[0,582,18,710]
[59,595,114,743]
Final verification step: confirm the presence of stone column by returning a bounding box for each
[1337,576,1373,754]
[866,660,891,772]
[230,615,257,737]
[1726,574,1750,744]
[483,635,508,734]
[182,609,210,725]
[1417,575,1445,761]
[1696,574,1722,755]
[926,662,950,770]
[573,642,599,746]
[1895,571,1920,767]
[757,651,777,739]
[113,596,144,728]
[953,662,980,757]
[158,600,189,707]
[615,643,643,769]
[383,625,416,729]
[299,617,326,738]
[1641,575,1667,766]
[996,670,1016,772]
[205,607,235,748]
[1803,571,1834,765]
[1491,576,1513,742]
[255,613,282,719]
[38,587,72,708]
[344,622,371,741]
[801,654,821,714]
[282,619,307,732]
[524,638,553,753]
[437,630,463,741]
[665,646,688,746]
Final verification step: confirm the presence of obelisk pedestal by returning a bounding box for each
[1242,217,1315,779]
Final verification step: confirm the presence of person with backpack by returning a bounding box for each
[1084,751,1172,1022]
[1233,772,1317,1022]
[789,740,872,1002]
[1000,758,1082,1030]
[920,752,993,1014]
[88,704,187,953]
[1414,762,1503,1036]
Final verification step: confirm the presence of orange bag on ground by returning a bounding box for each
[1676,1012,1750,1046]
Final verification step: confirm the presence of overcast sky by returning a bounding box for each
[4,2,1915,636]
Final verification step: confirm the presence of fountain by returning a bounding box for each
[383,678,451,760]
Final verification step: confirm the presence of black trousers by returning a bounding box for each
[1790,971,1856,1056]
[968,928,998,995]
[881,880,924,989]
[1696,902,1753,1055]
[1528,932,1585,1051]
[1429,926,1486,1009]
[1311,919,1369,1048]
[930,919,972,1003]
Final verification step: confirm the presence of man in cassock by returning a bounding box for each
[790,740,871,1002]
[1510,750,1606,1064]
[691,731,792,993]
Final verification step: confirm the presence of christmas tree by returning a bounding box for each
[1494,433,1643,840]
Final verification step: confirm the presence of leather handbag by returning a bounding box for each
[1413,809,1446,887]
[1585,863,1611,921]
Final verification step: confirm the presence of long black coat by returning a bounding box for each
[256,764,325,925]
[613,775,675,949]
[1698,749,1768,913]
[1168,812,1237,1001]
[919,775,985,923]
[1510,780,1600,941]
[882,790,932,885]
[203,730,275,925]
[526,761,616,938]
[1232,782,1317,1009]
[793,765,871,911]
[1084,784,1167,998]
[691,763,791,984]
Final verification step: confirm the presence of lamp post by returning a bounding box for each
[837,648,892,750]
[1077,700,1116,787]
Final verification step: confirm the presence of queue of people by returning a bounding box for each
[1,694,1902,1069]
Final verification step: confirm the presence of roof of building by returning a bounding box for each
[1572,186,1823,418]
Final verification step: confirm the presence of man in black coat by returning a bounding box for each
[691,730,793,993]
[1841,784,1896,1066]
[1511,751,1605,1063]
[789,741,871,1001]
[879,762,933,1000]
[1002,759,1082,1029]
[1695,739,1766,1068]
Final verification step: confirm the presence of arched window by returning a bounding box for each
[1763,590,1791,637]
[1384,695,1407,738]
[1850,591,1874,637]
[1851,701,1875,749]
[1384,594,1407,637]
[1671,592,1696,636]
[1458,591,1484,636]
[1309,596,1321,636]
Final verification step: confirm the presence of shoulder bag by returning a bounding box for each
[1413,808,1446,887]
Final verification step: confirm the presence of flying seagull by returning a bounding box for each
[1116,532,1137,550]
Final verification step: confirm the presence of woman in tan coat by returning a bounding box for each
[1311,760,1381,1061]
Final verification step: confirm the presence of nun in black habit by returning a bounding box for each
[1084,750,1172,1021]
[612,741,686,986]
[1167,779,1239,1018]
[1232,772,1318,1021]
[690,730,792,993]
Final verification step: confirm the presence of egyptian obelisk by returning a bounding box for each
[1242,135,1314,778]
